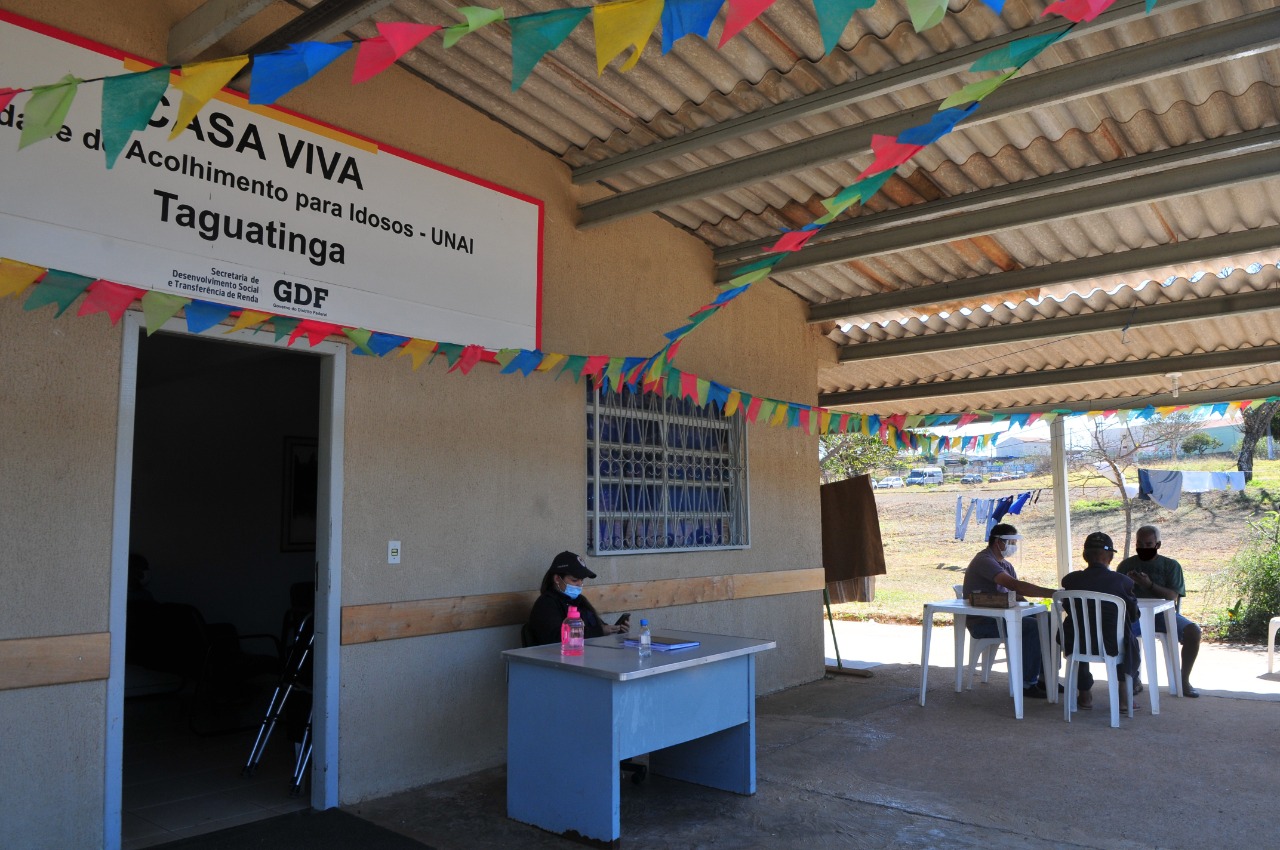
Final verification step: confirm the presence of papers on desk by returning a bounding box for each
[622,634,701,651]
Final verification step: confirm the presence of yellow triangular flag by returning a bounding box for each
[593,0,663,73]
[397,338,438,370]
[535,352,566,372]
[170,56,250,140]
[226,309,273,334]
[0,258,46,299]
[725,390,741,417]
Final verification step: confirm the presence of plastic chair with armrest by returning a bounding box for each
[952,585,1009,692]
[1268,615,1280,674]
[1054,590,1134,728]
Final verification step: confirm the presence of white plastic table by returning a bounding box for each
[919,599,1051,719]
[503,630,775,844]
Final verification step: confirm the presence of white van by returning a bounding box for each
[905,466,944,486]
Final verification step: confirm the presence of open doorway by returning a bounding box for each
[114,326,334,847]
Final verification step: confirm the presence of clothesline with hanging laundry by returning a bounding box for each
[954,490,1043,542]
[1136,469,1247,511]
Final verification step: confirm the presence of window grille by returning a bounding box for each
[587,383,748,554]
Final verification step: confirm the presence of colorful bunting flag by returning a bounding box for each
[970,31,1066,73]
[509,8,591,91]
[22,270,93,317]
[101,67,170,168]
[442,7,506,49]
[366,332,410,356]
[343,327,376,355]
[661,0,724,54]
[0,258,46,299]
[249,41,352,106]
[594,0,664,73]
[185,300,234,334]
[271,316,301,343]
[719,0,780,47]
[352,22,441,84]
[812,0,876,55]
[140,290,189,333]
[896,103,979,146]
[1043,0,1115,23]
[906,0,949,32]
[19,74,80,150]
[398,338,438,370]
[226,309,273,334]
[768,226,822,254]
[857,134,923,179]
[77,280,144,324]
[0,87,20,113]
[939,70,1016,110]
[170,56,249,140]
[448,343,487,374]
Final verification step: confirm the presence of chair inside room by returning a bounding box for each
[953,584,1008,692]
[1055,590,1134,728]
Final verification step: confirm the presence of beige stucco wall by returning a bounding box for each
[0,0,824,840]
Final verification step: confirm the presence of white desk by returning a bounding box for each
[503,630,775,844]
[1045,596,1181,715]
[919,599,1051,719]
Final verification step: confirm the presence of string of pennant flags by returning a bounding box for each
[5,253,1273,456]
[2,0,1220,452]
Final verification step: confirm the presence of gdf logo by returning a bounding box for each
[274,279,329,308]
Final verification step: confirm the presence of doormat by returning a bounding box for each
[150,809,436,850]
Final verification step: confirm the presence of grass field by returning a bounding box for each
[830,457,1280,638]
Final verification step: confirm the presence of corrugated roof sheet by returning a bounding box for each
[274,0,1280,416]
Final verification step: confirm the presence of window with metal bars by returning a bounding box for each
[586,383,749,554]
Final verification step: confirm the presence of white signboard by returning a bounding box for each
[0,13,542,349]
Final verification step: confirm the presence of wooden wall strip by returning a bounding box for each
[341,568,825,645]
[0,633,111,691]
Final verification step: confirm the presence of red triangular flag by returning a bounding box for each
[857,134,924,179]
[768,228,820,253]
[448,343,487,374]
[719,0,780,47]
[289,320,341,346]
[77,280,144,324]
[0,87,21,112]
[352,22,441,84]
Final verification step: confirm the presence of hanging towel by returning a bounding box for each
[991,494,1015,523]
[1008,491,1032,515]
[955,495,977,541]
[1179,471,1216,493]
[1138,469,1182,510]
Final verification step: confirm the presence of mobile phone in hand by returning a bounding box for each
[615,613,631,626]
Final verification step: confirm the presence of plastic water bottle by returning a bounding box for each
[560,606,585,656]
[638,619,652,659]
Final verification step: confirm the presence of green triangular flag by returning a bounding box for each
[272,316,301,342]
[140,291,190,334]
[442,7,505,49]
[102,67,171,169]
[20,75,81,149]
[22,269,93,317]
[811,0,875,55]
[342,327,375,355]
[508,8,590,91]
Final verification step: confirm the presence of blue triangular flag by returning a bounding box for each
[185,300,235,333]
[250,41,352,105]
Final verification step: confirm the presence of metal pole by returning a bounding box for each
[1050,417,1073,583]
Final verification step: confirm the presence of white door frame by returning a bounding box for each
[105,313,346,848]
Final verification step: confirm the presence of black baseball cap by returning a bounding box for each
[1083,531,1114,552]
[550,551,596,579]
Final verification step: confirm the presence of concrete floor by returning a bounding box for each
[349,623,1280,850]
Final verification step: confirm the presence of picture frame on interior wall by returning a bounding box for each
[282,436,319,552]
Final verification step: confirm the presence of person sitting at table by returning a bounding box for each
[1117,524,1201,698]
[526,551,629,646]
[1061,531,1141,712]
[962,523,1060,699]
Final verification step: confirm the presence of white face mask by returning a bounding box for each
[1002,541,1018,557]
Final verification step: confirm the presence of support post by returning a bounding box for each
[1050,417,1073,582]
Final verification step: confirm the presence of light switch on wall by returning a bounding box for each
[388,541,401,564]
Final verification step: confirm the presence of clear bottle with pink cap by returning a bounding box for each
[560,606,585,656]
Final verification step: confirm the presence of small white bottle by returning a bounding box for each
[638,619,652,659]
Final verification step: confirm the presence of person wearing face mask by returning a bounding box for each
[526,551,630,646]
[1117,524,1201,697]
[961,523,1061,699]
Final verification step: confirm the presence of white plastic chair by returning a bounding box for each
[1268,616,1280,674]
[1055,590,1134,728]
[953,585,1009,692]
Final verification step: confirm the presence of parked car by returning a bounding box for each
[875,476,905,489]
[987,473,1008,483]
[960,473,983,484]
[905,467,945,486]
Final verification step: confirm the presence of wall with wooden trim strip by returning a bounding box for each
[341,568,825,644]
[0,633,111,691]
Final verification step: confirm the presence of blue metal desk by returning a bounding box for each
[502,630,775,845]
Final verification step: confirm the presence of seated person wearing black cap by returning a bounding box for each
[1061,531,1141,711]
[526,551,630,646]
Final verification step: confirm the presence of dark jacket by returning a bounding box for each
[1061,562,1140,662]
[527,590,605,646]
